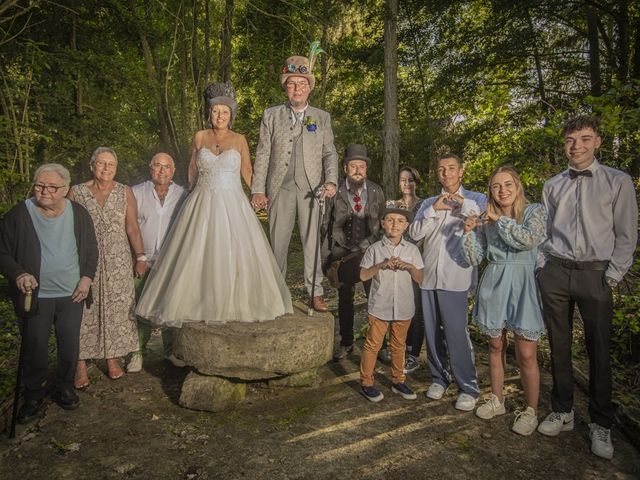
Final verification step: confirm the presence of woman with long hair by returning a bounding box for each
[462,165,547,436]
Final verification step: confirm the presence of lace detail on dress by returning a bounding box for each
[196,148,242,190]
[478,322,544,341]
[462,229,486,266]
[496,203,547,251]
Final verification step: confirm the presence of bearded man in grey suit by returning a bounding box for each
[251,55,338,312]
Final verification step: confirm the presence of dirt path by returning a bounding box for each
[0,324,638,480]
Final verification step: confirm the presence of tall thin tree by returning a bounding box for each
[383,0,399,199]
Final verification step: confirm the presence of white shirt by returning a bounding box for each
[360,236,424,321]
[131,180,186,264]
[409,186,487,291]
[542,159,638,281]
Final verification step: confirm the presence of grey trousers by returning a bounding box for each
[421,289,479,397]
[269,186,323,296]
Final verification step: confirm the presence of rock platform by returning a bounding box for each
[174,302,334,412]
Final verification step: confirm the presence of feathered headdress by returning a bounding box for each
[308,40,326,73]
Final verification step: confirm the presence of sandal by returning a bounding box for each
[74,360,90,389]
[106,358,124,380]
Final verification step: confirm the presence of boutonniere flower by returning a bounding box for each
[305,117,318,132]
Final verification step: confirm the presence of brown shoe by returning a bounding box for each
[312,296,329,312]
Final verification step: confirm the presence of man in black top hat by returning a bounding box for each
[324,144,385,359]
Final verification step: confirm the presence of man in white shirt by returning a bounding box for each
[127,152,187,372]
[409,154,486,411]
[537,116,638,459]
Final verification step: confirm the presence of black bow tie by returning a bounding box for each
[569,169,593,179]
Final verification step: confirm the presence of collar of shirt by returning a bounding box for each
[152,181,176,202]
[345,178,367,195]
[381,235,407,249]
[567,158,600,175]
[440,185,465,196]
[289,104,309,124]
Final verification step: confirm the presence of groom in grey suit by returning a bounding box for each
[252,55,339,312]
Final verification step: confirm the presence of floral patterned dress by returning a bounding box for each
[71,182,138,358]
[461,203,547,340]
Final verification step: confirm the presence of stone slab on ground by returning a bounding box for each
[269,369,318,387]
[179,371,246,412]
[173,303,333,380]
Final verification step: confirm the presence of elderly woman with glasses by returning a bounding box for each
[0,164,98,423]
[68,147,147,387]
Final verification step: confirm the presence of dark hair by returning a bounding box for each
[436,153,462,167]
[399,165,422,185]
[563,115,600,137]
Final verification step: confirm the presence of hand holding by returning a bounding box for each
[251,193,269,211]
[16,273,38,294]
[72,276,92,303]
[463,216,480,233]
[134,260,148,278]
[322,183,337,199]
[394,259,411,271]
[433,194,453,211]
[485,210,500,223]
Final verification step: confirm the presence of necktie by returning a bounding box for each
[569,169,593,179]
[295,111,304,125]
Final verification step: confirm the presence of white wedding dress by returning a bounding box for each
[136,148,293,327]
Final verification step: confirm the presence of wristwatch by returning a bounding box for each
[136,254,148,262]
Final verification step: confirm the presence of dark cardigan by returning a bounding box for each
[0,199,99,317]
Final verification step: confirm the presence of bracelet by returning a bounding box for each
[136,254,148,262]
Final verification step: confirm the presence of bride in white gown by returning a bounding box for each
[136,83,292,327]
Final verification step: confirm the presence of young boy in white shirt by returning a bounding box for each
[359,206,424,402]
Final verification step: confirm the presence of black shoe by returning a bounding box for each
[51,389,80,410]
[17,399,44,424]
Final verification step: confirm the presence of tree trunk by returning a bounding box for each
[319,0,330,109]
[127,0,172,152]
[526,8,548,117]
[219,0,234,82]
[383,0,399,199]
[587,8,601,97]
[71,13,82,116]
[615,0,629,85]
[204,0,211,84]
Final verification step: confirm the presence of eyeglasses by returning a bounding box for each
[286,81,309,90]
[34,184,67,193]
[95,160,117,169]
[151,164,174,171]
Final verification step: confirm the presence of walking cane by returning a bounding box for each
[308,187,326,316]
[9,291,30,439]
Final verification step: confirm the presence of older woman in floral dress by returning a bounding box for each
[69,147,147,387]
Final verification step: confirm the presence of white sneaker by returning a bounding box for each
[425,383,446,400]
[512,407,538,436]
[126,353,143,373]
[475,393,506,420]
[164,354,187,368]
[589,423,614,459]
[537,410,574,436]
[455,393,478,411]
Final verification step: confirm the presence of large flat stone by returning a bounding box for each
[174,303,334,380]
[179,372,246,412]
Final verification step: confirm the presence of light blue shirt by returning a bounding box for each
[26,198,80,298]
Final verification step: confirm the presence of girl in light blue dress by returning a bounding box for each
[461,166,547,436]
